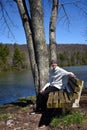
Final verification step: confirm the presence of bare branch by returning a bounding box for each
[58,0,87,31]
[59,0,80,6]
[0,2,16,40]
[73,3,87,16]
[59,0,87,16]
[3,7,17,28]
[61,4,70,29]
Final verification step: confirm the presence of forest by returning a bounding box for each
[0,43,87,72]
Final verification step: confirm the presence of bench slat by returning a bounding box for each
[47,77,84,110]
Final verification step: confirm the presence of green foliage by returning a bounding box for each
[13,44,26,70]
[0,43,87,71]
[50,111,87,128]
[0,113,14,121]
[0,43,28,71]
[0,43,9,71]
[0,43,9,63]
[58,51,87,67]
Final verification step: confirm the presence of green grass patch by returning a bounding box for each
[50,111,87,128]
[0,113,14,121]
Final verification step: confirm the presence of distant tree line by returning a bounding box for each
[0,43,87,72]
[0,43,27,71]
[58,51,87,67]
[0,44,9,71]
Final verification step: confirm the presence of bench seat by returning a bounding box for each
[47,77,84,111]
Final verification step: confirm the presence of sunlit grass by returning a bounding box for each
[50,111,87,128]
[0,113,14,121]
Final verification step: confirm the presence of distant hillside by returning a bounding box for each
[7,43,87,67]
[57,44,87,53]
[0,43,86,71]
[8,43,87,54]
[57,44,87,66]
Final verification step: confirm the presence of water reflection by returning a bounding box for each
[0,70,36,104]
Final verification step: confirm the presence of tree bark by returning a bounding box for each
[16,0,39,94]
[16,0,49,93]
[29,0,49,90]
[49,0,59,62]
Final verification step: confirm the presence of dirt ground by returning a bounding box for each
[0,90,87,130]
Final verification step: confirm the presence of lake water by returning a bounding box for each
[0,66,87,105]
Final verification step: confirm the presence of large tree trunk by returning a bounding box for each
[16,0,39,94]
[16,0,49,93]
[49,0,59,62]
[29,0,49,90]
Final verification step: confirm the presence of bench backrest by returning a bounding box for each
[47,77,84,110]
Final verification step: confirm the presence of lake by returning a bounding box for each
[0,66,87,105]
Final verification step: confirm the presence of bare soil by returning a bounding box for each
[0,90,87,130]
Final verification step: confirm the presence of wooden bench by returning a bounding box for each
[47,77,84,112]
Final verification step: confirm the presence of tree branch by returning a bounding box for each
[0,2,16,39]
[61,4,70,28]
[73,3,87,16]
[59,0,80,6]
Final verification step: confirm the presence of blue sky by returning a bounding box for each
[0,0,87,44]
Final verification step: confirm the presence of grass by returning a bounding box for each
[0,96,36,112]
[0,96,36,123]
[0,113,14,121]
[50,111,87,128]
